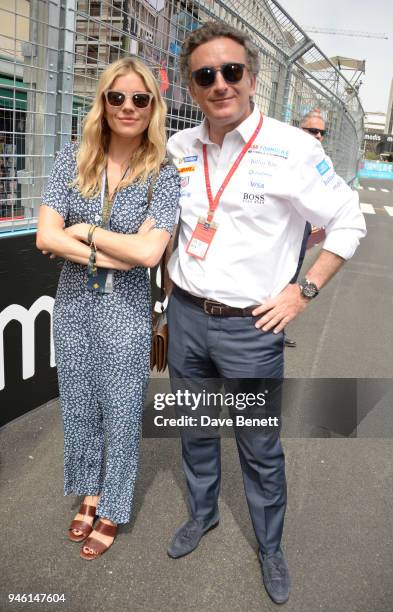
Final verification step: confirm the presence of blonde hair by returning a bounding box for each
[74,57,167,198]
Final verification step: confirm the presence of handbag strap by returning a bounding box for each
[147,161,169,306]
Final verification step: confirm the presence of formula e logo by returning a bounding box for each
[243,192,265,204]
[249,144,289,159]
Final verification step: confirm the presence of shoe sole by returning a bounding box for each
[167,521,219,559]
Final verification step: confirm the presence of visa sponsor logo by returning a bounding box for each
[243,192,265,204]
[249,144,289,159]
[250,180,264,189]
[316,159,330,176]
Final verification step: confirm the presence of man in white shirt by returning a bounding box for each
[164,21,366,605]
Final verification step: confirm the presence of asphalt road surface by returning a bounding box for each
[285,176,393,379]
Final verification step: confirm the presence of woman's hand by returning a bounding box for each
[137,218,156,235]
[64,223,90,242]
[41,250,57,259]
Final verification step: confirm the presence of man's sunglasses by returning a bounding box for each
[302,127,327,137]
[191,63,246,87]
[104,90,154,108]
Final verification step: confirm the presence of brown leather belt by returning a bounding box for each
[174,285,257,317]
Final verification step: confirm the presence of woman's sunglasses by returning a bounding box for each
[191,63,246,87]
[104,90,154,108]
[302,127,327,137]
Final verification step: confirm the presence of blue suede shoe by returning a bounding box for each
[167,518,219,559]
[259,550,290,604]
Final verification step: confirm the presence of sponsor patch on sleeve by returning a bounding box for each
[316,159,331,176]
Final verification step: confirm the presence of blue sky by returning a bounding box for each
[278,0,393,113]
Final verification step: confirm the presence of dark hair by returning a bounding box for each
[180,21,260,86]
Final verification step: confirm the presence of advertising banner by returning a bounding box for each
[358,159,393,180]
[0,233,60,427]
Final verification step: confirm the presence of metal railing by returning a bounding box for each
[0,0,364,233]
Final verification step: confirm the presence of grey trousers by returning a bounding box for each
[167,287,287,556]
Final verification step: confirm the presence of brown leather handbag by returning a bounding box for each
[147,167,169,372]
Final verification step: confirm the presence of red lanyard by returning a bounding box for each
[203,113,263,223]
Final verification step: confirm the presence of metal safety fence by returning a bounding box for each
[0,0,364,233]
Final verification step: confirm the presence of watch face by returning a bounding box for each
[302,282,318,298]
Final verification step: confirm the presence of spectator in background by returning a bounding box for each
[300,109,326,143]
[285,110,327,348]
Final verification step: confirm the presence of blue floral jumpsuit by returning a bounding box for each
[42,142,179,523]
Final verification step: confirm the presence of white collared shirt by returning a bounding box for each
[167,105,366,307]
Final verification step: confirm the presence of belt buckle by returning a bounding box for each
[203,299,224,315]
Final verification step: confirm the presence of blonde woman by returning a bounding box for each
[36,57,179,560]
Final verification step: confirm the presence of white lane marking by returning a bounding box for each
[384,206,393,217]
[360,203,376,214]
[380,188,390,192]
[368,187,376,191]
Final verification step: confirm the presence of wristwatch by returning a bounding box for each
[298,277,319,299]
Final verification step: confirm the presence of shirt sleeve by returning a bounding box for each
[292,142,367,260]
[147,163,180,234]
[41,141,77,221]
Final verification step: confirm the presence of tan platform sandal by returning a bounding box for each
[80,519,117,560]
[68,503,97,543]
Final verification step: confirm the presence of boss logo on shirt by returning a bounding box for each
[243,192,265,204]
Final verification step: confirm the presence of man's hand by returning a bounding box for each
[252,284,310,333]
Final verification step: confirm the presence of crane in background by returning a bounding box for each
[304,27,388,40]
[302,27,389,97]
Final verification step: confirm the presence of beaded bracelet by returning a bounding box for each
[87,246,97,277]
[87,223,97,246]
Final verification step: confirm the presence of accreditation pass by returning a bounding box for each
[186,216,218,260]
